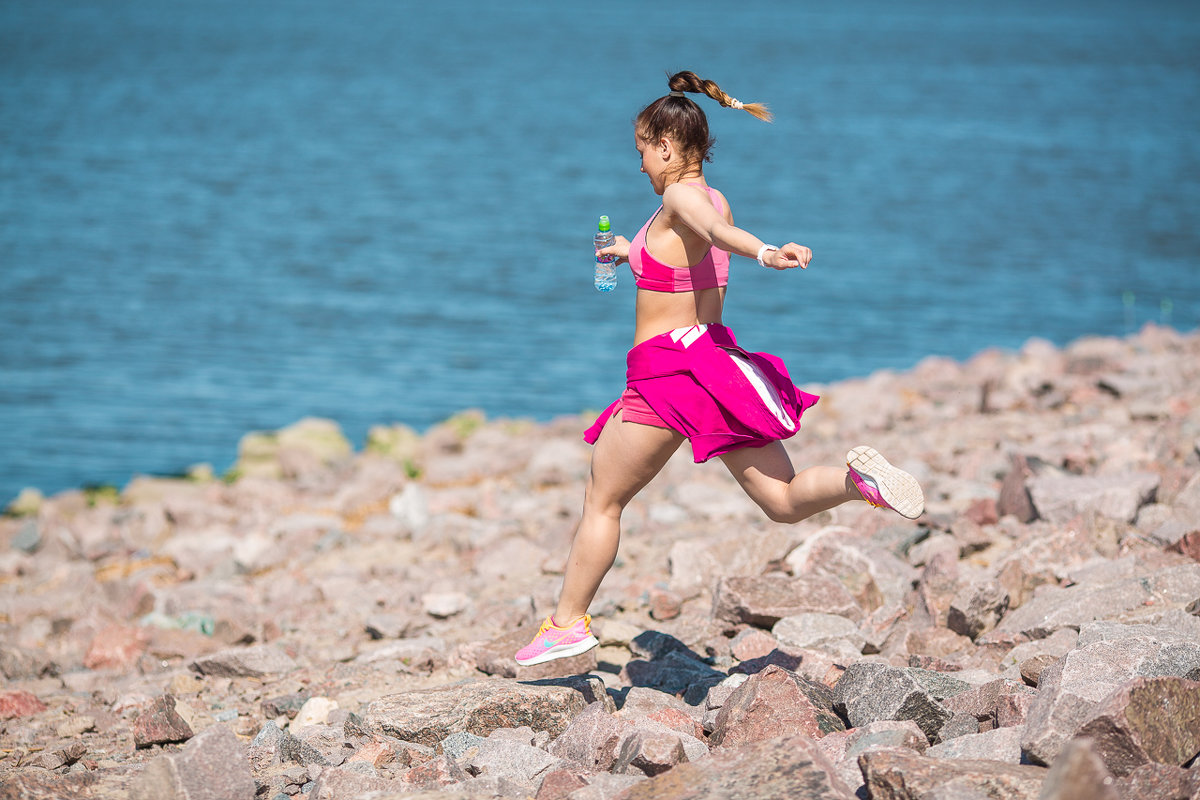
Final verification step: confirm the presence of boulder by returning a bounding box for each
[1072,676,1200,777]
[712,574,863,627]
[612,734,856,799]
[708,664,845,748]
[772,612,866,656]
[364,676,608,748]
[0,689,48,720]
[926,726,1024,762]
[611,724,695,777]
[547,702,631,771]
[1036,737,1120,800]
[132,694,194,749]
[947,580,1011,640]
[460,729,567,788]
[996,564,1200,638]
[942,678,1038,730]
[834,662,968,743]
[1028,472,1159,525]
[859,749,1046,800]
[189,644,298,678]
[130,725,255,800]
[1020,637,1200,765]
[83,624,150,671]
[1113,762,1200,800]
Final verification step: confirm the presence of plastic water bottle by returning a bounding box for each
[594,215,616,292]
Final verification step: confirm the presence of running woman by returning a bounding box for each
[515,71,923,667]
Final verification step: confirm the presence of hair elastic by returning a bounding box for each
[669,91,686,98]
[728,98,744,110]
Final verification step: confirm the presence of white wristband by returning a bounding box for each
[756,244,779,267]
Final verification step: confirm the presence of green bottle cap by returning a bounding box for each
[598,215,611,232]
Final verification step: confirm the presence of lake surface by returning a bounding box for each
[2,0,1198,501]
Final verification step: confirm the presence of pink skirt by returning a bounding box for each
[584,324,819,462]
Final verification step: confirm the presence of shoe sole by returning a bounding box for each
[847,446,925,520]
[514,635,599,667]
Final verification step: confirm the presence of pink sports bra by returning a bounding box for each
[628,185,731,292]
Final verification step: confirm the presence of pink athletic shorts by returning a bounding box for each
[616,386,669,429]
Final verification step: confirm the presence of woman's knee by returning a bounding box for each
[760,502,805,525]
[582,475,629,520]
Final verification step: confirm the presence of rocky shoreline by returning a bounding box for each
[2,324,1199,800]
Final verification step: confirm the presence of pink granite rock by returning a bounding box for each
[0,689,47,720]
[130,725,254,800]
[860,749,1047,800]
[708,664,845,748]
[132,694,194,748]
[712,574,863,627]
[83,624,151,671]
[1073,676,1200,777]
[614,734,856,800]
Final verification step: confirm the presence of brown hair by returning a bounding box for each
[635,71,772,170]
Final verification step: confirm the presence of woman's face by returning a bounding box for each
[635,130,671,196]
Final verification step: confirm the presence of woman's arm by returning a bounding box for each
[663,183,812,270]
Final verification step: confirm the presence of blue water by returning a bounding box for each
[2,1,1198,502]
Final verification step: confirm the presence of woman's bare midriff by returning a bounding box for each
[633,287,726,346]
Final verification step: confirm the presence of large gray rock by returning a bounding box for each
[772,612,866,655]
[1028,472,1159,525]
[947,580,1011,640]
[712,574,863,627]
[860,749,1047,800]
[1073,677,1200,777]
[248,719,352,770]
[547,702,630,772]
[285,723,354,767]
[611,723,701,778]
[783,525,917,608]
[310,764,397,800]
[459,728,566,787]
[833,662,964,743]
[363,676,608,747]
[1075,612,1200,647]
[189,644,298,678]
[817,720,928,796]
[926,726,1024,763]
[942,678,1038,730]
[707,664,845,748]
[611,734,856,800]
[1036,738,1120,800]
[1020,637,1200,766]
[1112,763,1200,800]
[130,725,255,800]
[996,564,1200,638]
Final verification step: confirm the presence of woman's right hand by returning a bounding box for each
[596,235,631,265]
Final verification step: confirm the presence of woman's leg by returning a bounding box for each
[553,412,685,623]
[720,441,863,524]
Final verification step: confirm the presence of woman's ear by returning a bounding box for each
[658,137,673,161]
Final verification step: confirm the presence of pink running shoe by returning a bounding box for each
[514,615,599,666]
[847,445,925,520]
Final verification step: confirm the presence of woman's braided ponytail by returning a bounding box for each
[668,70,773,122]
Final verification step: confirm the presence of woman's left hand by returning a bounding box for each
[765,242,812,270]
